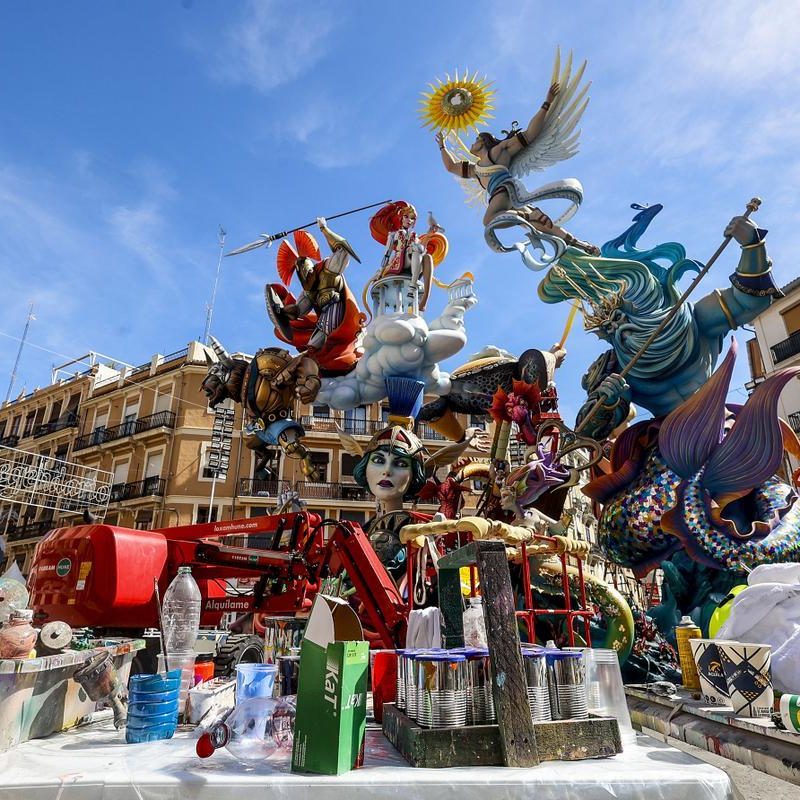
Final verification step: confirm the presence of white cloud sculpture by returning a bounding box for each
[317,284,478,410]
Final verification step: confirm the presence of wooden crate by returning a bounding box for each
[383,704,622,768]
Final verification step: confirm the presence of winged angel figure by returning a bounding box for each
[436,50,597,269]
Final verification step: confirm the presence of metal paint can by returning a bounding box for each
[675,616,702,690]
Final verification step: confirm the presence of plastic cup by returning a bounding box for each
[580,648,635,747]
[236,663,278,702]
[158,652,196,715]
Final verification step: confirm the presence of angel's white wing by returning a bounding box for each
[445,131,486,207]
[335,423,364,458]
[509,49,590,179]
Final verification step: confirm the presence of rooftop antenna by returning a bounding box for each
[5,302,35,404]
[203,226,226,345]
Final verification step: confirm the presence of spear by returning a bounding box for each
[575,197,762,434]
[226,199,393,257]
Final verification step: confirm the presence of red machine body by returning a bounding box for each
[29,512,408,648]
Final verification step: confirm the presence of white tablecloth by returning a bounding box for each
[0,720,735,800]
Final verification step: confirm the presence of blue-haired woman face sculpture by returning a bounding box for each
[352,425,427,507]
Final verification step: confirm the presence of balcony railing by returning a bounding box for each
[301,416,384,437]
[109,477,166,502]
[6,519,55,542]
[417,423,446,441]
[790,412,800,434]
[33,412,79,438]
[238,478,370,503]
[771,330,800,364]
[74,411,176,451]
[238,478,292,498]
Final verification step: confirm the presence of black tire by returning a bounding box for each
[214,634,264,677]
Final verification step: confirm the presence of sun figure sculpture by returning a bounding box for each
[419,69,496,135]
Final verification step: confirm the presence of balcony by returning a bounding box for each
[74,411,176,451]
[771,330,800,364]
[33,413,79,439]
[108,477,166,502]
[6,519,55,542]
[301,416,384,437]
[238,478,370,503]
[417,423,446,441]
[0,435,19,448]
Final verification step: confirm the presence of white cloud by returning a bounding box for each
[199,0,337,94]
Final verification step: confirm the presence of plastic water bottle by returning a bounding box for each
[162,566,202,653]
[196,697,296,763]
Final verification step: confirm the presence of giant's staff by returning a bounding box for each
[575,196,762,435]
[226,199,393,257]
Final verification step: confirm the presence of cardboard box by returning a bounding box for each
[291,595,369,775]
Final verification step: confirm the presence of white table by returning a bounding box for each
[0,720,735,800]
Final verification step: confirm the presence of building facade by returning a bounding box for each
[1,341,482,572]
[746,276,800,474]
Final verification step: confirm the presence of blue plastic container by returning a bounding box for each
[125,669,181,744]
[236,663,278,702]
[128,687,180,705]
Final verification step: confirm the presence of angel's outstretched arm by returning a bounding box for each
[499,82,560,159]
[436,132,474,177]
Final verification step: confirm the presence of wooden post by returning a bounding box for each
[438,540,539,767]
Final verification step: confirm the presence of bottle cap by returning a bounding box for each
[178,566,193,574]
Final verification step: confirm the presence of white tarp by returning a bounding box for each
[0,720,734,800]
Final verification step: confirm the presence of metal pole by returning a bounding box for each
[208,471,218,523]
[5,302,35,404]
[203,227,226,345]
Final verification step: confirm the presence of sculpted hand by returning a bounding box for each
[316,217,327,230]
[725,216,759,246]
[595,373,630,408]
[295,373,321,404]
[546,82,560,103]
[435,131,446,149]
[549,343,567,368]
[463,426,491,453]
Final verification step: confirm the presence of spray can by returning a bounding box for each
[675,616,701,690]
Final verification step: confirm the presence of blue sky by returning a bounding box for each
[1,0,799,423]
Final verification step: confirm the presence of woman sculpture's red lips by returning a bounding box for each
[378,479,394,488]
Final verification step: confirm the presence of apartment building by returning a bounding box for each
[746,276,800,473]
[0,340,481,572]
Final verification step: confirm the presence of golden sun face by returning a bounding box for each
[419,70,495,134]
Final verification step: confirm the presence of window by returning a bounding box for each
[309,452,329,482]
[381,405,390,424]
[312,404,330,418]
[339,509,367,525]
[196,505,219,524]
[154,385,173,414]
[112,460,130,486]
[341,453,360,480]
[9,416,21,437]
[23,411,36,437]
[469,414,487,429]
[782,302,800,337]
[144,451,164,493]
[121,397,140,435]
[135,509,154,530]
[343,405,368,435]
[746,338,765,380]
[48,400,62,424]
